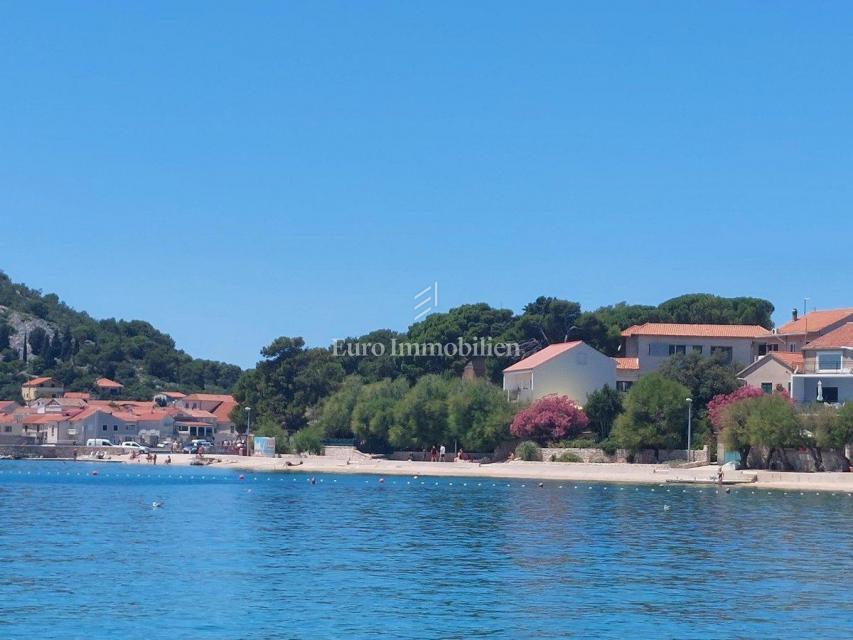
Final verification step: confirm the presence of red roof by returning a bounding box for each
[503,342,583,372]
[613,357,640,371]
[95,377,124,389]
[160,391,186,399]
[768,351,804,370]
[63,392,91,400]
[621,323,768,339]
[22,377,59,388]
[776,308,853,335]
[23,414,60,425]
[212,400,237,424]
[803,323,853,350]
[182,393,236,403]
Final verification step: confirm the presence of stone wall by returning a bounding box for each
[541,446,710,465]
[0,444,136,458]
[745,447,850,472]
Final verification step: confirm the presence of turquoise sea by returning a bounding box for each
[1,460,851,639]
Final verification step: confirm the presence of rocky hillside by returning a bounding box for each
[0,270,241,401]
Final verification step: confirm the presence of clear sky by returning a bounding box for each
[2,2,852,369]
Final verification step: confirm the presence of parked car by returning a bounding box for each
[120,441,150,454]
[86,438,115,447]
[182,439,214,454]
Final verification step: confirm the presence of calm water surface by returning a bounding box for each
[1,460,851,639]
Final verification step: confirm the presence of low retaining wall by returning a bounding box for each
[541,446,710,465]
[389,451,490,462]
[0,444,135,458]
[745,447,850,472]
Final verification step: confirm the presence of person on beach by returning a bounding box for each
[439,444,446,462]
[165,455,172,464]
[718,466,724,485]
[72,449,78,461]
[153,453,157,465]
[430,445,437,462]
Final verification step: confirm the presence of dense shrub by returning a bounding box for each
[510,395,588,445]
[515,441,541,461]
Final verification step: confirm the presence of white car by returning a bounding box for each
[120,441,150,454]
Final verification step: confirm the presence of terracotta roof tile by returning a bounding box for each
[22,377,59,387]
[613,357,640,370]
[503,342,583,372]
[768,351,804,370]
[802,323,853,350]
[63,392,91,400]
[620,323,769,338]
[182,393,236,403]
[776,308,853,335]
[95,377,124,389]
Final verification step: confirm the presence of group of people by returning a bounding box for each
[407,445,471,463]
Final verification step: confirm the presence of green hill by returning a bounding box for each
[0,270,241,401]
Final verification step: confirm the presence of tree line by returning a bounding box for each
[0,271,241,400]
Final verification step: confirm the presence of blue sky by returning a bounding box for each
[2,2,852,369]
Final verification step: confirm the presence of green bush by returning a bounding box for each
[555,451,583,463]
[515,440,541,461]
[599,438,618,456]
[292,426,324,455]
[552,437,596,449]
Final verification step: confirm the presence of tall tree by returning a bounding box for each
[611,374,691,455]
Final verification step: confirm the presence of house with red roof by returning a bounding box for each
[95,377,124,396]
[758,308,853,354]
[737,351,804,395]
[502,341,616,406]
[791,322,853,405]
[21,376,64,402]
[621,323,769,374]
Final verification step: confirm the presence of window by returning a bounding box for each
[817,352,842,372]
[648,343,670,357]
[113,425,118,431]
[761,383,773,394]
[692,346,703,354]
[3,426,10,433]
[710,346,733,363]
[821,387,839,403]
[789,344,796,352]
[102,425,107,431]
[616,381,633,392]
[758,343,778,356]
[668,344,687,355]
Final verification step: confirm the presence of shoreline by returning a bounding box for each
[35,452,853,493]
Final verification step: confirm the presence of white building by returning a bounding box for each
[791,323,853,405]
[502,341,616,406]
[621,323,769,373]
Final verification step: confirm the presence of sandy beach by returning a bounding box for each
[98,452,853,493]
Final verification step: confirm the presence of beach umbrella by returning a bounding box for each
[817,380,823,402]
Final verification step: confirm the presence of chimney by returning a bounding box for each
[792,308,798,322]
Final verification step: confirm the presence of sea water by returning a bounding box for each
[1,460,851,639]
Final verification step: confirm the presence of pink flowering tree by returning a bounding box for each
[510,394,589,444]
[707,386,792,432]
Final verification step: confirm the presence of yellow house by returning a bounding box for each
[21,377,65,403]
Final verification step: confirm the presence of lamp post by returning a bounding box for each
[686,398,693,462]
[244,406,252,456]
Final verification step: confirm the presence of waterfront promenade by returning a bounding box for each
[74,451,853,493]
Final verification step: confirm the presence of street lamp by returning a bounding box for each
[244,406,252,457]
[686,398,693,462]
